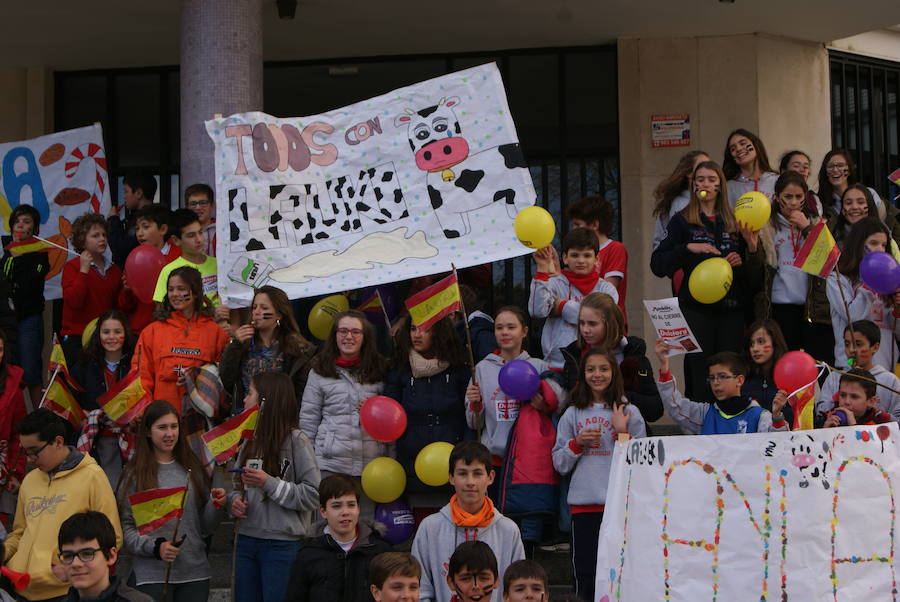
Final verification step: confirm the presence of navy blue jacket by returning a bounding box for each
[742,373,794,426]
[383,363,470,491]
[70,353,133,412]
[455,312,498,364]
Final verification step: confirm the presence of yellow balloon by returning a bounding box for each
[361,457,406,503]
[734,191,771,231]
[308,294,350,340]
[82,317,99,349]
[415,441,454,487]
[514,206,556,249]
[688,257,733,304]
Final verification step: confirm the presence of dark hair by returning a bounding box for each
[831,184,879,242]
[369,552,422,589]
[183,183,214,205]
[771,171,813,231]
[133,203,173,240]
[652,150,710,218]
[837,217,890,284]
[707,351,748,378]
[240,372,298,476]
[8,204,41,236]
[845,319,881,346]
[17,408,66,442]
[153,266,215,320]
[723,129,774,180]
[58,511,117,558]
[458,284,483,313]
[778,150,811,173]
[840,368,877,399]
[561,227,599,255]
[170,208,201,239]
[448,541,498,580]
[318,473,360,507]
[571,348,625,409]
[80,310,136,366]
[123,173,157,201]
[567,196,615,235]
[448,440,492,475]
[71,213,108,254]
[310,310,386,384]
[494,305,527,328]
[817,149,857,205]
[392,314,466,370]
[244,286,312,358]
[120,400,209,505]
[502,559,548,593]
[744,319,788,379]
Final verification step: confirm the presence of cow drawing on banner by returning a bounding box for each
[395,96,531,238]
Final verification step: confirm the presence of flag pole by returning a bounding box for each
[230,401,264,602]
[32,235,79,256]
[452,264,481,441]
[162,469,191,602]
[376,289,392,333]
[39,366,60,409]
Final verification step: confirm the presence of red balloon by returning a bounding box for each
[125,245,167,304]
[360,396,407,443]
[774,351,818,394]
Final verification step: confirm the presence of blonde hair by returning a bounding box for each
[682,161,738,233]
[577,292,623,352]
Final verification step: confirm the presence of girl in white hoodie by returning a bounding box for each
[465,306,548,476]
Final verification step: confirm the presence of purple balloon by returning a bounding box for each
[860,251,900,295]
[498,359,540,401]
[374,499,415,544]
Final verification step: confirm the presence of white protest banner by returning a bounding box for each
[595,425,900,601]
[0,124,110,299]
[207,63,537,306]
[644,297,702,355]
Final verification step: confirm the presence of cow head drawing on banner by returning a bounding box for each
[395,96,529,238]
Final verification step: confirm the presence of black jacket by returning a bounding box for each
[552,338,665,424]
[2,246,49,319]
[383,363,470,491]
[284,525,392,602]
[742,373,794,426]
[107,213,138,268]
[70,353,133,412]
[219,338,316,411]
[455,312,498,364]
[650,212,763,313]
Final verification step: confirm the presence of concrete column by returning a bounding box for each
[180,0,263,196]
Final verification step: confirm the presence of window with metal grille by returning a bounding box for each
[829,50,900,203]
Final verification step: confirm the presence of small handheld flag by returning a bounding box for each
[5,237,54,257]
[404,273,460,332]
[792,222,840,279]
[201,406,260,464]
[128,486,188,535]
[97,369,151,425]
[48,335,84,392]
[43,378,84,428]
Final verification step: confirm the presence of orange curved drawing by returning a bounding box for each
[44,216,72,281]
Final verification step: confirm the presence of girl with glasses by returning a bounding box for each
[300,309,388,523]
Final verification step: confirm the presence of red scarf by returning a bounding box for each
[561,269,601,296]
[335,356,360,368]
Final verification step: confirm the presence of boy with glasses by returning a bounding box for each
[183,184,217,257]
[654,345,787,434]
[4,409,121,602]
[57,512,150,601]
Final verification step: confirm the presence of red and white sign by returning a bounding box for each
[651,114,690,148]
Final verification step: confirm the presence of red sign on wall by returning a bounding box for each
[651,114,690,148]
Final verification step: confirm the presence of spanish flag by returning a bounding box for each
[357,290,384,314]
[889,167,900,188]
[5,237,54,257]
[98,369,151,426]
[404,273,460,332]
[788,383,816,430]
[128,486,187,535]
[43,378,84,428]
[48,335,84,392]
[792,222,841,279]
[201,406,259,464]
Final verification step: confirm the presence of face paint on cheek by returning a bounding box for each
[762,345,772,352]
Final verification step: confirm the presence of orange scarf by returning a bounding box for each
[449,494,495,528]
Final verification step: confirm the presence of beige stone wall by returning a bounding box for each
[0,67,53,143]
[618,33,831,394]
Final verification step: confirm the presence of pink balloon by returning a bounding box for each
[360,396,407,442]
[125,245,167,304]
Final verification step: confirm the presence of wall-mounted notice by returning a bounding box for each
[651,114,690,148]
[595,424,900,601]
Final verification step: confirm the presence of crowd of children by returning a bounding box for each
[1,131,899,602]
